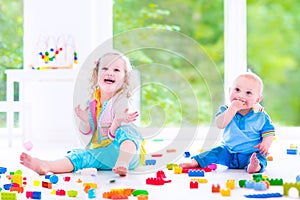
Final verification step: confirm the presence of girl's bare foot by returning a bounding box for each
[20,152,50,175]
[247,152,261,174]
[113,165,128,176]
[179,159,199,168]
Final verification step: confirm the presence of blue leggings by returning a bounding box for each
[192,146,267,172]
[66,125,143,172]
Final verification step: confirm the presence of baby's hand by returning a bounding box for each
[254,136,273,156]
[74,105,89,124]
[230,99,245,111]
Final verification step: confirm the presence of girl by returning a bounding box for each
[20,51,144,176]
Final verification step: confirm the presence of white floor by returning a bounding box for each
[1,127,300,199]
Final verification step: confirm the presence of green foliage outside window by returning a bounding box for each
[0,0,300,127]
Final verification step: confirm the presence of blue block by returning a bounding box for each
[32,191,42,199]
[145,159,156,165]
[244,192,283,198]
[245,181,255,189]
[184,151,190,158]
[0,167,7,174]
[254,182,267,191]
[188,169,204,177]
[287,149,297,155]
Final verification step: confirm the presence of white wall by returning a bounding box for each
[23,0,112,143]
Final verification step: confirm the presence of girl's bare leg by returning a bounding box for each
[113,140,136,176]
[20,152,74,175]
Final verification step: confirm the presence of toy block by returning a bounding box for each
[226,179,235,189]
[267,178,283,186]
[267,156,273,161]
[188,169,204,177]
[173,166,182,174]
[190,181,198,189]
[56,189,66,196]
[208,163,217,170]
[296,175,300,183]
[63,176,71,181]
[32,191,42,199]
[33,180,40,186]
[42,181,52,189]
[166,149,176,153]
[151,154,163,157]
[111,194,129,199]
[132,190,149,196]
[184,151,190,157]
[182,167,212,173]
[137,195,148,200]
[10,186,24,193]
[88,188,96,199]
[245,181,255,189]
[191,178,208,183]
[287,149,297,155]
[166,163,178,170]
[83,182,98,189]
[212,184,220,193]
[146,177,165,185]
[283,182,300,196]
[1,192,17,200]
[0,167,7,174]
[239,179,247,188]
[244,192,283,198]
[67,190,78,197]
[3,183,12,190]
[156,170,166,179]
[253,174,264,182]
[49,175,59,184]
[254,182,267,191]
[220,188,231,196]
[145,159,156,165]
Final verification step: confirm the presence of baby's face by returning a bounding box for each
[229,76,262,110]
[98,54,126,95]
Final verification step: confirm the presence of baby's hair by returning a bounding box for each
[89,51,133,97]
[234,72,264,94]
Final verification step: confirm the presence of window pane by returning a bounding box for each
[113,0,224,126]
[247,1,300,125]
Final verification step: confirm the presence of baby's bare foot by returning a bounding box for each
[247,152,261,174]
[113,166,128,176]
[20,152,49,175]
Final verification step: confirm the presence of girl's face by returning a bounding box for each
[229,76,262,110]
[98,54,126,95]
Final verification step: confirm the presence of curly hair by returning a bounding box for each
[89,51,133,98]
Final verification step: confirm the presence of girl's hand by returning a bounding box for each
[74,105,89,124]
[114,108,139,125]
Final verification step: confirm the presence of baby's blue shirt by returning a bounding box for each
[216,105,275,154]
